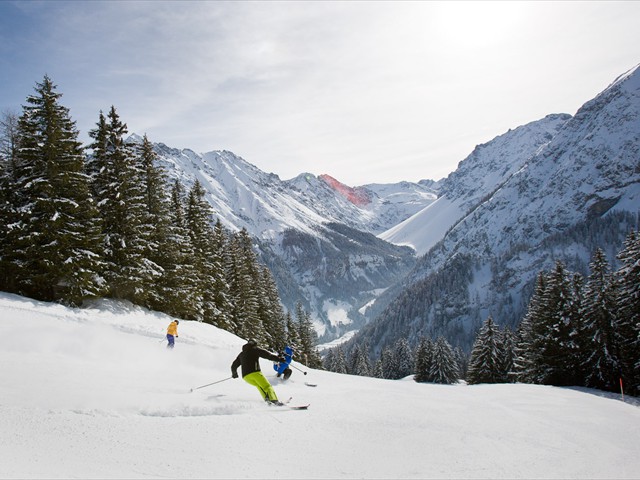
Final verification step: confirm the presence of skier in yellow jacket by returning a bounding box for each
[166,320,179,349]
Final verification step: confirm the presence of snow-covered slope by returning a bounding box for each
[379,113,571,255]
[2,292,639,479]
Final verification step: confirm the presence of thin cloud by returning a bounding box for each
[1,1,639,185]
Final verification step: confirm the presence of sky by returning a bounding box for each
[1,1,639,185]
[2,291,639,479]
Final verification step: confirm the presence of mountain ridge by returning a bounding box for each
[349,63,640,355]
[135,64,640,346]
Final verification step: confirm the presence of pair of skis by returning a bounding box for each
[272,396,309,410]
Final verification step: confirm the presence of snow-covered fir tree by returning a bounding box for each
[499,326,517,383]
[467,316,503,384]
[348,343,372,377]
[536,261,584,386]
[227,228,264,341]
[413,336,434,383]
[295,302,323,368]
[390,337,413,379]
[88,106,159,304]
[285,311,301,353]
[1,76,103,305]
[257,264,288,352]
[513,272,547,383]
[155,179,199,320]
[134,134,173,312]
[580,248,622,391]
[323,345,348,374]
[429,336,459,384]
[614,231,640,395]
[186,180,229,327]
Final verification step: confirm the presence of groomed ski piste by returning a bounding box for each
[1,292,639,479]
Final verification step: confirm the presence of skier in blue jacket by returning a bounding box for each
[274,345,294,380]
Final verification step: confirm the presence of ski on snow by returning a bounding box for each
[269,397,310,410]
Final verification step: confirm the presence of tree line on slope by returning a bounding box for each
[325,235,640,397]
[0,75,322,365]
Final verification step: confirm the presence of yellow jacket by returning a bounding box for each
[167,321,178,336]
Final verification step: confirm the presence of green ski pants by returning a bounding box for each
[243,371,278,402]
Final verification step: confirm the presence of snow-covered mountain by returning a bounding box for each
[353,64,640,355]
[135,64,639,348]
[380,113,571,255]
[150,145,437,239]
[142,141,436,339]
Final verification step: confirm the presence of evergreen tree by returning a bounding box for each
[227,228,263,340]
[615,230,640,395]
[379,346,395,379]
[257,265,287,352]
[324,345,348,374]
[414,336,434,383]
[88,106,155,304]
[135,134,172,311]
[0,110,21,292]
[499,326,517,383]
[296,303,323,368]
[285,311,301,353]
[392,338,413,379]
[208,219,233,329]
[453,346,469,380]
[467,316,503,384]
[349,343,371,377]
[4,76,103,304]
[535,261,583,386]
[430,336,459,384]
[513,273,547,383]
[373,358,384,378]
[186,181,231,327]
[157,179,199,320]
[581,249,622,392]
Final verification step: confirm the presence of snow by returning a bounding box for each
[323,299,352,327]
[2,292,639,479]
[379,196,464,255]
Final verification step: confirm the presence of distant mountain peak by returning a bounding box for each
[318,174,372,207]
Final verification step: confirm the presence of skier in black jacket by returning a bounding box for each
[231,339,285,405]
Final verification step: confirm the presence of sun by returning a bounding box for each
[432,1,529,49]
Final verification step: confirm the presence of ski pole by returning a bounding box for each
[189,376,233,393]
[291,364,308,375]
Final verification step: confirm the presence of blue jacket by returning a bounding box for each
[274,346,293,374]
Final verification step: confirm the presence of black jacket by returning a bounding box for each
[231,343,282,378]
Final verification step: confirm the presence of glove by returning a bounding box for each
[232,371,238,379]
[278,356,286,363]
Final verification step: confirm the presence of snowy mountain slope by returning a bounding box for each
[150,143,436,239]
[354,64,640,354]
[144,138,434,340]
[270,222,415,338]
[2,292,639,479]
[379,113,571,255]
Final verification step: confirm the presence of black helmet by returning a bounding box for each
[247,338,257,347]
[175,320,179,325]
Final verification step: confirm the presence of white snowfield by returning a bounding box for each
[1,292,638,479]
